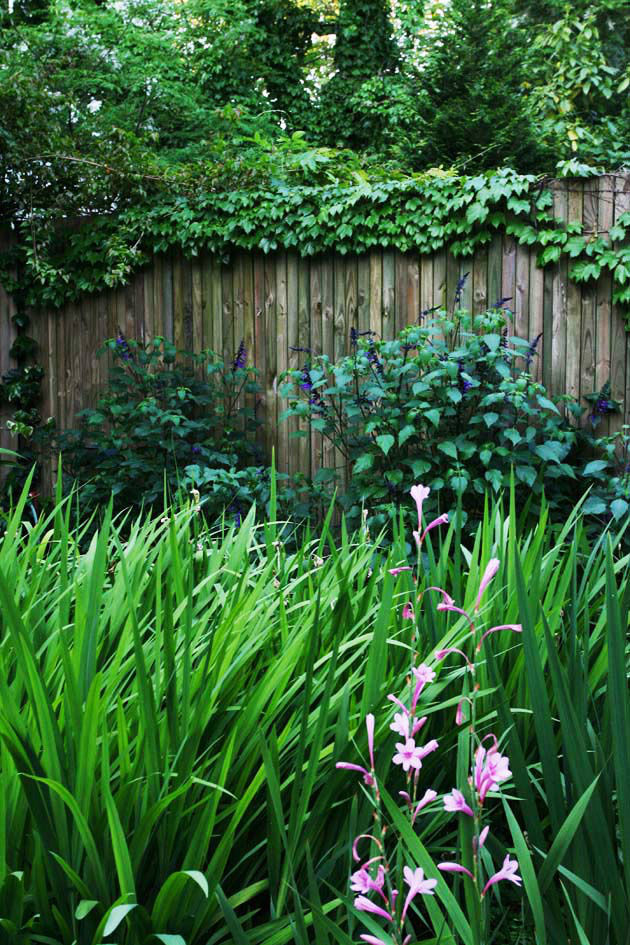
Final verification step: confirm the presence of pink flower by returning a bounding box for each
[425,586,455,608]
[387,693,409,715]
[476,624,522,652]
[402,602,415,620]
[411,715,427,736]
[412,788,437,824]
[354,896,392,921]
[473,826,490,853]
[438,862,473,879]
[436,600,475,629]
[360,937,388,945]
[475,558,500,613]
[435,647,474,671]
[390,712,410,738]
[419,513,449,544]
[336,763,374,787]
[389,566,413,576]
[443,788,473,817]
[474,740,511,803]
[410,484,430,531]
[401,865,437,920]
[351,865,386,894]
[366,713,375,771]
[393,737,438,772]
[411,663,436,709]
[481,855,522,896]
[455,697,471,725]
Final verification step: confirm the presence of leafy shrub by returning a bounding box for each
[53,335,269,520]
[281,308,584,531]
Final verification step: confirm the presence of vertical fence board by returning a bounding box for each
[286,253,300,475]
[369,251,382,339]
[473,245,488,316]
[263,257,277,465]
[395,252,407,334]
[610,179,629,434]
[487,236,502,311]
[565,183,584,409]
[275,253,288,472]
[253,253,267,453]
[357,255,370,335]
[580,181,598,411]
[550,183,568,397]
[596,175,613,435]
[514,243,530,343]
[309,258,323,479]
[297,256,311,478]
[529,250,545,383]
[382,250,395,341]
[420,254,433,320]
[406,254,419,328]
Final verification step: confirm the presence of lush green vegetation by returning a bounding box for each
[0,478,629,943]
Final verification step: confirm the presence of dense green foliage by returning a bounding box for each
[281,307,630,532]
[0,483,629,942]
[46,336,266,520]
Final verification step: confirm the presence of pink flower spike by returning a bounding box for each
[410,484,430,531]
[475,558,500,613]
[352,833,382,863]
[366,714,375,771]
[389,566,413,576]
[412,789,437,824]
[391,712,410,738]
[438,862,474,879]
[474,743,511,803]
[443,788,474,817]
[481,855,522,897]
[354,896,392,921]
[401,866,437,920]
[402,602,415,620]
[336,762,375,786]
[420,513,449,543]
[411,715,427,736]
[360,936,388,945]
[387,693,410,715]
[476,624,523,652]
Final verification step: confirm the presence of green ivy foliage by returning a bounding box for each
[6,166,630,316]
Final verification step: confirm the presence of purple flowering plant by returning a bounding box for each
[335,484,523,945]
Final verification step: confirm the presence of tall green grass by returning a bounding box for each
[0,479,628,944]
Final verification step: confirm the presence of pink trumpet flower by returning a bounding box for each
[389,566,413,576]
[481,855,522,896]
[387,693,410,715]
[354,896,393,921]
[392,737,438,772]
[476,624,523,652]
[425,586,456,608]
[443,788,473,817]
[419,513,449,544]
[401,866,437,920]
[410,484,431,531]
[360,937,389,945]
[411,715,428,736]
[436,600,475,629]
[366,713,375,771]
[455,697,471,725]
[473,826,490,853]
[438,862,474,879]
[474,739,511,804]
[351,864,386,894]
[411,663,436,710]
[391,712,410,738]
[474,558,500,613]
[412,789,437,824]
[402,602,415,620]
[335,762,374,786]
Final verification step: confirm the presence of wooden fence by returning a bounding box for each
[3,174,630,482]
